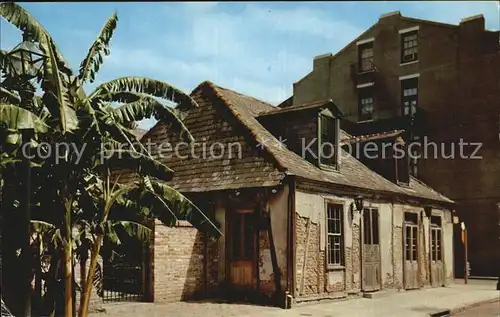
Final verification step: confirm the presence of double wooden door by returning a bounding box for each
[404,212,419,290]
[362,208,381,291]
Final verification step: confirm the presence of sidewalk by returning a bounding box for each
[91,280,499,317]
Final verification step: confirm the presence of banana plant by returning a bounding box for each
[1,3,219,317]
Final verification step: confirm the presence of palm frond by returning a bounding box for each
[149,180,222,238]
[78,12,118,84]
[97,149,174,181]
[110,220,151,242]
[0,86,21,104]
[89,77,199,110]
[39,34,78,133]
[108,93,193,142]
[0,103,49,133]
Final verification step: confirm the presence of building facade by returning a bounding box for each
[289,11,500,278]
[110,81,455,307]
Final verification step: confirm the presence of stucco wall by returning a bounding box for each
[294,188,453,301]
[260,185,289,293]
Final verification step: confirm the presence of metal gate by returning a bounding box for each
[102,234,149,302]
[362,208,381,292]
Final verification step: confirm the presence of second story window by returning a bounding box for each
[358,42,374,72]
[401,78,418,116]
[359,88,374,121]
[401,31,418,63]
[319,111,338,168]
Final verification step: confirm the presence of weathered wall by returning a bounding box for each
[294,190,354,300]
[153,220,206,302]
[294,188,453,301]
[259,185,289,294]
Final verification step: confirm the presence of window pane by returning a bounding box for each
[411,226,418,261]
[363,209,371,244]
[405,226,411,260]
[243,213,254,258]
[372,210,379,245]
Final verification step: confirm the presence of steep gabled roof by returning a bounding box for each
[194,82,452,205]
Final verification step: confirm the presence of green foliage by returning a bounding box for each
[1,3,219,316]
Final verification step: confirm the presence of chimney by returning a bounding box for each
[313,53,332,70]
[460,14,485,33]
[379,11,401,20]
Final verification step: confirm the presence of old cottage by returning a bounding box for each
[109,81,455,306]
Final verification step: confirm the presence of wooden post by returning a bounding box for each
[464,228,468,285]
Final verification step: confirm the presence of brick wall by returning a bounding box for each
[153,220,208,302]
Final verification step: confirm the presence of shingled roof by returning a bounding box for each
[144,81,452,205]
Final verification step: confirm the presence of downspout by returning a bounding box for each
[286,182,291,293]
[289,178,296,299]
[203,200,209,297]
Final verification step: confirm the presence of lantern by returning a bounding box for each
[6,35,45,79]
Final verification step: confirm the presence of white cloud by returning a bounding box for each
[245,4,363,42]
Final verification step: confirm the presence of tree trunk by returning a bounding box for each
[78,235,103,317]
[64,203,73,317]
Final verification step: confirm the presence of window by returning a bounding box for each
[430,216,442,262]
[359,88,374,121]
[401,78,418,116]
[327,204,344,267]
[358,42,374,72]
[409,134,420,177]
[230,212,254,260]
[318,112,339,168]
[363,208,379,245]
[401,31,418,63]
[404,212,418,262]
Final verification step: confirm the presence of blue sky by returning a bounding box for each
[1,1,499,129]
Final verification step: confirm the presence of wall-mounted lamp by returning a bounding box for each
[423,206,432,218]
[354,195,364,211]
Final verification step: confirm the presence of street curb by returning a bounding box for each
[429,297,500,316]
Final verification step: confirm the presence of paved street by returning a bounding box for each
[453,300,499,317]
[90,280,500,317]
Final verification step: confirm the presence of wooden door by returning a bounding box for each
[430,216,444,287]
[362,208,381,291]
[404,212,419,290]
[228,209,255,289]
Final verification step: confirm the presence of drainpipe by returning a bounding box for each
[496,203,500,290]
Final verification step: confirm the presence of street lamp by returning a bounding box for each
[6,34,45,80]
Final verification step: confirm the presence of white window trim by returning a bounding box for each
[400,60,419,66]
[356,37,375,46]
[356,82,375,89]
[399,73,420,81]
[399,26,420,34]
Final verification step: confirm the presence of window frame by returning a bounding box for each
[401,77,418,117]
[317,109,339,171]
[401,30,419,63]
[358,87,375,122]
[363,207,380,245]
[358,41,374,73]
[430,216,443,262]
[326,203,345,269]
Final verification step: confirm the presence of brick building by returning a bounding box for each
[110,81,455,307]
[289,11,500,278]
